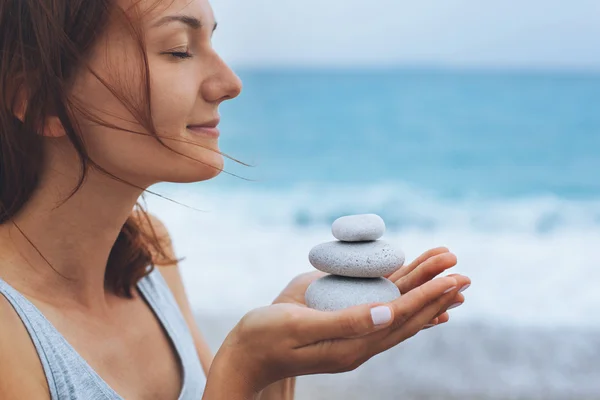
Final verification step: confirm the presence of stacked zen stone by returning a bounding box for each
[305,214,405,311]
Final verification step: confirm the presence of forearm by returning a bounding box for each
[203,380,256,400]
[257,378,296,400]
[202,351,259,400]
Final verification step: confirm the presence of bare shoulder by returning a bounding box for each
[0,294,50,399]
[138,213,214,372]
[143,212,170,238]
[137,213,190,303]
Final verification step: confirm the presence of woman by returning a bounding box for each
[0,0,470,399]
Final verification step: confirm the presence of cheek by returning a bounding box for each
[149,64,200,136]
[78,119,164,175]
[68,50,214,183]
[68,71,167,179]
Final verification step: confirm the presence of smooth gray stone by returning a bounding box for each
[332,214,386,242]
[308,240,404,278]
[306,275,401,311]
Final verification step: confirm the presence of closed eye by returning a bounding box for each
[169,51,192,59]
[168,51,193,59]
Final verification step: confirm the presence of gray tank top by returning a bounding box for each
[0,268,206,399]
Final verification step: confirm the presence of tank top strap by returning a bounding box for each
[0,268,205,400]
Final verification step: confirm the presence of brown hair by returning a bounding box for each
[0,0,189,297]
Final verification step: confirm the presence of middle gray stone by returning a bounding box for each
[308,240,405,278]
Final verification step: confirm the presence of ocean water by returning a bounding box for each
[148,68,600,398]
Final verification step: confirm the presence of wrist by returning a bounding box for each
[204,348,260,400]
[257,377,296,400]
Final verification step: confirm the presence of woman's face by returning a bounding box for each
[68,0,242,187]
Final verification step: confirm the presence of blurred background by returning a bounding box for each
[149,1,600,398]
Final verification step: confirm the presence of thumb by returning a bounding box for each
[304,304,394,342]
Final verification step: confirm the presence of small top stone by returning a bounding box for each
[332,214,385,242]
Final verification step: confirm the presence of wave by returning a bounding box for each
[157,181,600,233]
[146,182,600,329]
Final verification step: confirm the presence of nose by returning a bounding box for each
[201,52,243,104]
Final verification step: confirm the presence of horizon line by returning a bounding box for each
[229,63,600,76]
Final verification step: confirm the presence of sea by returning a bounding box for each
[147,68,600,399]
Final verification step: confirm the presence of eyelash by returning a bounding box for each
[165,50,193,60]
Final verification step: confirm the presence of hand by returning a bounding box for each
[272,271,327,306]
[205,273,470,398]
[273,247,466,329]
[386,247,466,328]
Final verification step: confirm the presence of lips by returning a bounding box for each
[187,118,220,138]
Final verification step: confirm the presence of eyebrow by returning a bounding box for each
[151,15,218,32]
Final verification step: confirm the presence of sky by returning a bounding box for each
[210,0,600,71]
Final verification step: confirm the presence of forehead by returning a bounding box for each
[120,0,215,26]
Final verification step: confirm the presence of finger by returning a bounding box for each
[298,274,463,343]
[423,317,439,329]
[369,273,468,339]
[432,310,451,323]
[429,275,468,313]
[424,279,467,324]
[386,247,449,281]
[374,280,467,352]
[447,292,465,310]
[273,271,329,305]
[285,271,328,289]
[323,278,463,367]
[446,273,471,294]
[300,302,395,343]
[437,312,450,324]
[387,275,459,329]
[395,252,458,294]
[298,276,464,373]
[300,270,329,281]
[424,312,450,329]
[402,247,450,275]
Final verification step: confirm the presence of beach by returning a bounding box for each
[195,313,600,400]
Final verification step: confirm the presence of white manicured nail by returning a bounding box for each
[448,302,462,310]
[443,286,457,294]
[459,284,470,293]
[371,306,392,325]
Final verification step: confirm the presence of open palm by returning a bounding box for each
[273,247,460,327]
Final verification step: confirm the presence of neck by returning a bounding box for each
[0,144,146,310]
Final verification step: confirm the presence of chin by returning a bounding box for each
[169,154,224,183]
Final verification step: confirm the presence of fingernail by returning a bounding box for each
[447,302,462,310]
[459,284,470,293]
[371,306,392,325]
[423,324,435,329]
[443,286,457,294]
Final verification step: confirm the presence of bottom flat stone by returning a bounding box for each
[305,275,400,312]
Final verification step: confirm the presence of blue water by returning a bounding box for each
[153,69,600,397]
[212,68,600,198]
[156,67,600,323]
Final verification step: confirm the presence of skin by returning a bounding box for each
[0,0,471,398]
